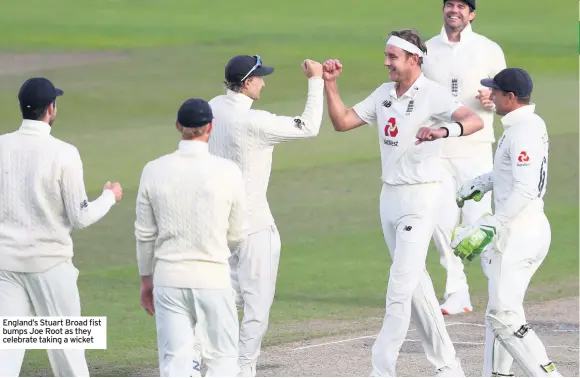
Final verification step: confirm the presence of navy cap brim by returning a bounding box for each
[480,78,500,89]
[56,88,64,96]
[253,66,274,77]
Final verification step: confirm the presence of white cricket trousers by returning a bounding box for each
[0,259,88,377]
[371,183,461,377]
[229,225,281,375]
[482,209,554,376]
[153,286,239,377]
[433,143,494,297]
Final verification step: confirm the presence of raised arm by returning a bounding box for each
[255,60,325,145]
[323,59,369,132]
[60,147,118,229]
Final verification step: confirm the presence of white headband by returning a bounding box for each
[386,36,425,57]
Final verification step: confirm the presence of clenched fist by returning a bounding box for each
[104,181,123,201]
[476,89,494,110]
[415,127,446,144]
[322,59,343,81]
[302,59,323,78]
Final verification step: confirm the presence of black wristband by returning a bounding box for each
[441,127,450,138]
[456,121,464,136]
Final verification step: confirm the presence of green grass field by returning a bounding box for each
[0,0,578,375]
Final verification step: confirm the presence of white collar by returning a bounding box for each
[390,73,426,100]
[439,23,474,44]
[226,89,254,109]
[177,140,209,154]
[18,119,52,135]
[500,104,537,129]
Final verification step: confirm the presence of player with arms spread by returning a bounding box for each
[322,29,484,376]
[452,68,562,377]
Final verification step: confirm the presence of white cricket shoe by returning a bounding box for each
[440,290,473,315]
[239,362,256,377]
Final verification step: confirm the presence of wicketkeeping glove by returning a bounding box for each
[456,172,493,208]
[451,215,500,261]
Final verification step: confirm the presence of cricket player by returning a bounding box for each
[452,68,562,377]
[135,98,247,377]
[422,0,508,315]
[207,56,324,376]
[322,29,484,376]
[0,77,123,377]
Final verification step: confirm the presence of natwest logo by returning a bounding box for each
[384,117,398,138]
[517,151,530,166]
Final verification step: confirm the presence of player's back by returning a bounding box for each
[208,93,275,233]
[138,147,244,288]
[493,105,549,215]
[0,121,78,269]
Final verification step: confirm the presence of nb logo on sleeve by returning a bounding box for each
[80,200,88,210]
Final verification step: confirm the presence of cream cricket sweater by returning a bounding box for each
[135,140,247,289]
[208,77,324,234]
[0,120,117,273]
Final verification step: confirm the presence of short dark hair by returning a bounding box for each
[501,90,531,105]
[387,29,428,66]
[21,102,53,121]
[224,80,244,93]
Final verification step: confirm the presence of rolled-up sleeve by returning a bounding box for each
[255,77,324,145]
[60,147,116,229]
[135,164,157,276]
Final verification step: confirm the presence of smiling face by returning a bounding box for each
[443,0,475,31]
[242,76,265,100]
[384,45,419,83]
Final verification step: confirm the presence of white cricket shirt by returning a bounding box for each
[353,74,463,186]
[423,24,507,156]
[135,140,247,289]
[492,105,549,224]
[0,120,116,273]
[208,77,324,234]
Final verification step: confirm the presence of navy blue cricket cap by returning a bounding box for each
[177,98,213,128]
[225,55,275,83]
[443,0,475,10]
[18,77,64,109]
[481,68,533,98]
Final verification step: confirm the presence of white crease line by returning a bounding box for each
[404,339,578,351]
[290,323,470,351]
[290,322,578,352]
[291,334,377,351]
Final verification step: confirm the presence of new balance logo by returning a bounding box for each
[404,225,412,231]
[382,100,392,108]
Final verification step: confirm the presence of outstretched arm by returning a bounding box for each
[257,60,325,145]
[323,59,368,132]
[60,147,117,229]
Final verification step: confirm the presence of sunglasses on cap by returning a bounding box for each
[240,55,262,82]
